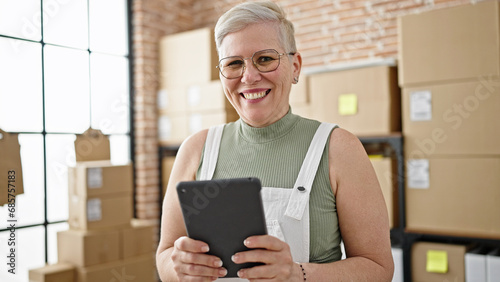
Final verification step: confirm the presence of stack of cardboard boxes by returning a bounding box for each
[399,1,500,280]
[399,0,500,240]
[158,28,239,145]
[301,64,403,278]
[303,64,401,229]
[29,128,156,282]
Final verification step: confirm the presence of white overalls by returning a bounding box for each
[200,122,337,281]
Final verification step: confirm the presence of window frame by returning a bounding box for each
[0,0,134,270]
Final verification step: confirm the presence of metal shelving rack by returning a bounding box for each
[358,134,500,281]
[358,134,409,280]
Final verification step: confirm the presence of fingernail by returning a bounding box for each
[214,259,223,267]
[231,254,238,262]
[244,239,250,246]
[219,268,227,277]
[201,245,209,252]
[237,269,244,278]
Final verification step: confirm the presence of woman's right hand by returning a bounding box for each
[171,236,228,281]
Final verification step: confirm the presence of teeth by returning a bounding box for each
[243,91,267,100]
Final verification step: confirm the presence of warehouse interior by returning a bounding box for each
[1,0,500,281]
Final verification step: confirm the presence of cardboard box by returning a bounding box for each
[161,156,176,197]
[74,128,111,162]
[487,248,500,282]
[57,229,120,267]
[402,79,500,157]
[0,130,24,205]
[157,87,189,114]
[411,242,467,282]
[398,0,500,87]
[121,223,154,259]
[158,114,190,146]
[28,263,75,282]
[289,75,309,106]
[187,110,239,135]
[160,28,219,88]
[405,157,500,238]
[158,81,229,114]
[465,246,489,282]
[68,161,133,197]
[68,193,132,230]
[291,103,312,119]
[76,255,156,282]
[370,157,398,228]
[185,81,230,112]
[158,110,239,146]
[309,65,400,136]
[289,75,312,119]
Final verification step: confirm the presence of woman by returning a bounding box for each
[156,1,394,281]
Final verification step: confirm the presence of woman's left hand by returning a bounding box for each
[231,235,303,281]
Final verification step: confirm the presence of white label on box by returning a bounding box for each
[157,89,168,109]
[189,114,202,134]
[87,198,102,221]
[187,85,202,107]
[410,90,432,121]
[87,167,103,189]
[407,159,430,189]
[158,116,172,139]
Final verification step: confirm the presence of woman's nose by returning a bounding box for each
[241,59,261,83]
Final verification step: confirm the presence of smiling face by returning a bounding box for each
[218,22,302,128]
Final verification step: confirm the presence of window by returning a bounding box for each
[0,0,132,280]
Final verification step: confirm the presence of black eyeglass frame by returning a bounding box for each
[216,49,296,79]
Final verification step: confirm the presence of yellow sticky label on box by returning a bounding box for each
[426,250,448,273]
[338,93,358,115]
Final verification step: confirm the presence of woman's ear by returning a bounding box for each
[292,52,302,82]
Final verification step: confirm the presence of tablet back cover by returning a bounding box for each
[177,177,267,277]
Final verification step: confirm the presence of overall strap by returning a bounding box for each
[199,124,225,180]
[285,122,338,220]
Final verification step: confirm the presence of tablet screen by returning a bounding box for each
[177,177,267,277]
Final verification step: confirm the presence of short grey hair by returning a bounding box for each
[214,1,297,57]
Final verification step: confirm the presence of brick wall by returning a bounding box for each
[132,0,486,232]
[132,0,193,224]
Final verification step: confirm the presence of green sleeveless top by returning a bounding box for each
[196,109,342,263]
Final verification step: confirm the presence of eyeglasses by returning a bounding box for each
[216,49,295,79]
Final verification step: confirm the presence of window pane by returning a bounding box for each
[0,38,43,132]
[89,0,128,55]
[90,53,130,134]
[44,45,90,133]
[45,134,76,222]
[0,134,44,229]
[47,222,69,264]
[110,134,131,165]
[0,226,45,282]
[43,0,88,49]
[0,0,41,41]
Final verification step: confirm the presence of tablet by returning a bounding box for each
[176,177,267,277]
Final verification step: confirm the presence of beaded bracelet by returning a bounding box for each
[298,263,306,281]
